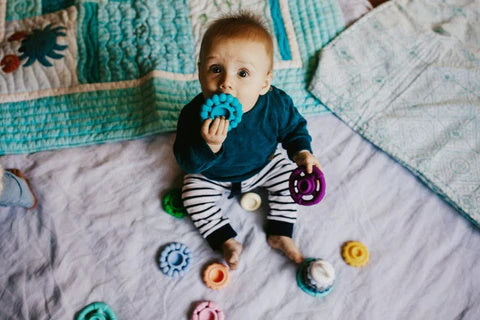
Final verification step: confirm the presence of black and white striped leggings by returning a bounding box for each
[182,154,297,249]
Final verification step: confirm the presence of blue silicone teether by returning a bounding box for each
[158,242,192,277]
[200,93,243,130]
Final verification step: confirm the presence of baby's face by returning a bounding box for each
[198,37,272,113]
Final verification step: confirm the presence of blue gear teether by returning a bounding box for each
[158,242,192,277]
[200,93,243,131]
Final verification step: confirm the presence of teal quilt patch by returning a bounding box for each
[309,0,480,227]
[0,0,344,155]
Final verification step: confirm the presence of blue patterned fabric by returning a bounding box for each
[309,0,480,227]
[0,0,344,155]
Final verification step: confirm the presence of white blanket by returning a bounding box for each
[1,113,480,319]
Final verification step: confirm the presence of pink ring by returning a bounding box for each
[191,301,225,320]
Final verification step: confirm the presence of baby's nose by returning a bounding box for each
[219,75,233,92]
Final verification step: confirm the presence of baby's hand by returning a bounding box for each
[201,117,229,153]
[293,150,322,174]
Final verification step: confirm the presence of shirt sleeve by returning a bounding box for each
[173,96,223,174]
[276,90,313,159]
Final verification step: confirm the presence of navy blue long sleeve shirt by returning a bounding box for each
[173,86,312,182]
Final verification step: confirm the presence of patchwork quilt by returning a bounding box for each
[0,0,344,155]
[309,0,480,227]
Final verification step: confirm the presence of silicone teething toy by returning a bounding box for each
[296,258,335,297]
[191,301,225,320]
[162,188,187,218]
[240,192,262,211]
[76,301,117,320]
[289,166,326,206]
[158,242,192,277]
[200,93,243,131]
[342,241,369,267]
[203,262,230,290]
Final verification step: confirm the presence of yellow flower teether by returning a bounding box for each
[342,241,369,267]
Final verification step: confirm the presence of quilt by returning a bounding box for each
[309,0,480,227]
[0,0,344,155]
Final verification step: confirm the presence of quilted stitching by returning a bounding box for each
[0,0,344,155]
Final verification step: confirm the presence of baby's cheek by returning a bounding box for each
[239,96,257,113]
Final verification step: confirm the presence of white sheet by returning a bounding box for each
[1,112,480,319]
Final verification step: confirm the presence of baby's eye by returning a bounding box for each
[209,65,222,73]
[238,70,249,78]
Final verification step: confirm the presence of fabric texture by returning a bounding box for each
[0,0,344,155]
[309,0,480,228]
[2,113,480,319]
[174,86,312,182]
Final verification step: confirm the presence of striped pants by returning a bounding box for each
[182,153,297,250]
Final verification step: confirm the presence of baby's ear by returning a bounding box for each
[260,71,273,95]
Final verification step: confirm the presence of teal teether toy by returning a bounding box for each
[200,93,243,130]
[76,302,117,320]
[296,258,335,297]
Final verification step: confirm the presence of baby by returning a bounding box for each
[173,12,320,270]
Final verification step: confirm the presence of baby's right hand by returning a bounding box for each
[201,117,229,153]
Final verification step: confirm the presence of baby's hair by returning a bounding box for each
[199,11,274,71]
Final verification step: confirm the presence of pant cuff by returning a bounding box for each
[205,224,238,250]
[265,220,294,238]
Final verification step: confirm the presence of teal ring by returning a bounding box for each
[296,258,334,297]
[76,302,117,320]
[200,93,243,131]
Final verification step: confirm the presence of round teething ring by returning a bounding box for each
[240,192,262,211]
[191,301,225,320]
[203,262,230,290]
[296,258,335,297]
[162,188,187,219]
[200,93,243,131]
[158,242,192,277]
[76,301,117,320]
[342,241,369,267]
[289,166,326,206]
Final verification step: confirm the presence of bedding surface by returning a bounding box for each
[310,0,480,229]
[1,114,480,319]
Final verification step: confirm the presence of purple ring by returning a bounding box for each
[289,166,326,206]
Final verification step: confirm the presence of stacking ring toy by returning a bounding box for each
[342,241,369,267]
[76,302,117,320]
[289,166,326,206]
[191,301,225,320]
[200,93,243,131]
[203,262,230,290]
[296,258,335,297]
[240,192,262,211]
[158,242,192,277]
[162,188,187,219]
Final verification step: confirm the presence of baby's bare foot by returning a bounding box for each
[267,235,304,264]
[221,238,243,270]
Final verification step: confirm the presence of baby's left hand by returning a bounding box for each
[293,150,322,174]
